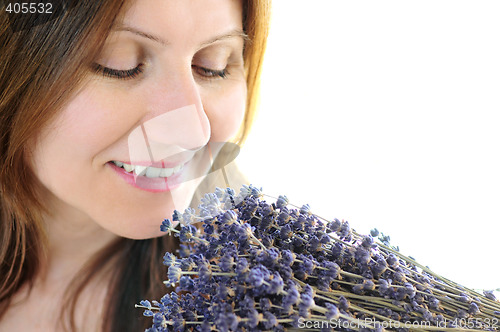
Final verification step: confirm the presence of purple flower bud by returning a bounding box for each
[220,210,237,225]
[338,296,350,311]
[307,235,321,252]
[322,261,340,281]
[459,293,472,303]
[393,270,406,283]
[325,302,340,320]
[316,278,331,291]
[378,279,391,296]
[456,308,468,319]
[163,252,177,267]
[282,283,300,311]
[153,312,166,327]
[319,234,331,246]
[363,279,376,291]
[484,290,497,301]
[428,297,440,310]
[249,265,270,288]
[203,223,214,235]
[329,242,344,260]
[404,282,416,299]
[280,223,293,240]
[179,276,194,292]
[468,302,480,315]
[386,253,399,268]
[390,311,401,321]
[181,207,197,225]
[262,311,278,329]
[260,297,272,311]
[302,255,315,274]
[361,235,374,249]
[395,287,407,301]
[338,221,351,240]
[279,265,293,280]
[403,302,412,313]
[256,248,279,269]
[261,233,274,247]
[180,257,195,271]
[371,255,388,276]
[281,249,296,266]
[219,253,234,272]
[237,223,254,242]
[268,272,284,294]
[353,284,364,294]
[241,294,256,309]
[422,310,435,322]
[289,314,301,328]
[160,218,172,232]
[167,265,182,284]
[301,284,313,298]
[172,210,181,222]
[198,264,212,282]
[140,300,152,309]
[246,308,260,328]
[327,218,342,233]
[293,215,306,231]
[216,284,230,301]
[276,195,289,209]
[277,211,291,225]
[224,312,239,331]
[355,247,371,265]
[298,293,315,318]
[300,204,311,215]
[179,225,197,242]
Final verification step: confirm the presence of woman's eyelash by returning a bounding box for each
[91,63,144,80]
[91,63,229,80]
[193,66,229,79]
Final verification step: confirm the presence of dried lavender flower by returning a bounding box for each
[138,185,500,332]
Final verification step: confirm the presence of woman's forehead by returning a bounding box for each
[117,0,244,48]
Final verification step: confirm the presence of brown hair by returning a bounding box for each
[0,0,271,331]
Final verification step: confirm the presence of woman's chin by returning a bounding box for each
[110,220,172,240]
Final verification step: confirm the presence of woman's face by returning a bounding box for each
[29,0,247,239]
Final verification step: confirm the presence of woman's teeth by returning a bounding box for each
[112,161,184,178]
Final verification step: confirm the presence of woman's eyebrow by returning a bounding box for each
[199,29,250,47]
[111,25,249,47]
[112,24,170,46]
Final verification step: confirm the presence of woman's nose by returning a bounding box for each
[128,71,211,164]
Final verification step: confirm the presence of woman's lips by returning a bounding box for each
[107,160,188,193]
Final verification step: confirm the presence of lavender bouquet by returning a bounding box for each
[137,185,500,331]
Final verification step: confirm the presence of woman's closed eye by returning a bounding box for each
[192,65,229,80]
[91,62,230,81]
[91,63,144,80]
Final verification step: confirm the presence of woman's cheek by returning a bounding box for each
[54,84,141,150]
[204,80,247,142]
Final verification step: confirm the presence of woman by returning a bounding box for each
[0,0,270,331]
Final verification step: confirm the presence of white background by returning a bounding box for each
[238,1,500,296]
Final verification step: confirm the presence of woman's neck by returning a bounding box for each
[38,196,120,287]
